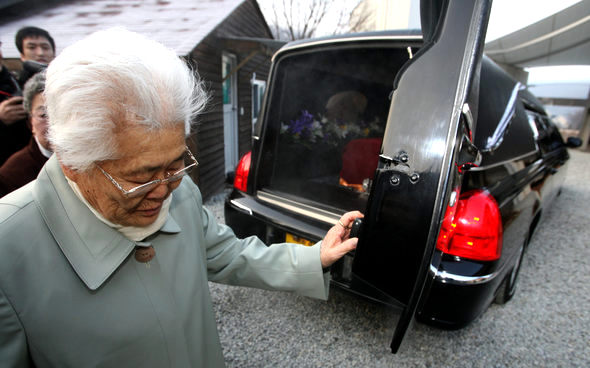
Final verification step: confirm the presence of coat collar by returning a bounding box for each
[33,156,181,290]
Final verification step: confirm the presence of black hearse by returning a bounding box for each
[224,0,581,352]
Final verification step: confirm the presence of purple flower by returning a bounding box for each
[289,110,314,138]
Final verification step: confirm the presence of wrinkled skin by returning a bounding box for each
[62,125,186,227]
[321,210,364,267]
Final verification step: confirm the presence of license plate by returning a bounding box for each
[285,233,315,247]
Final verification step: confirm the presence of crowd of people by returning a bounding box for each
[0,26,54,196]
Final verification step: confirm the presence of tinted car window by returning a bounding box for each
[476,98,537,167]
[541,116,565,152]
[258,46,412,212]
[474,58,537,167]
[526,112,565,154]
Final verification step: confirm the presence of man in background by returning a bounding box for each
[14,26,55,87]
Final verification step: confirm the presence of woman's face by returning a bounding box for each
[30,93,50,150]
[66,124,187,227]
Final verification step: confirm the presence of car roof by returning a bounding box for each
[275,30,423,57]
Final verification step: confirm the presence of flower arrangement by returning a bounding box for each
[280,110,384,149]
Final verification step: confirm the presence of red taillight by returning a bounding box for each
[436,190,503,261]
[233,151,251,192]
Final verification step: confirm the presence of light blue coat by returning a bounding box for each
[0,155,329,367]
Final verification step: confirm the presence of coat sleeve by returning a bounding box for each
[0,287,32,367]
[188,184,330,300]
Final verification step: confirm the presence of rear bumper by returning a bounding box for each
[431,264,501,285]
[416,260,505,329]
[224,191,331,244]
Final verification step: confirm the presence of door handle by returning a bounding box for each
[350,218,363,239]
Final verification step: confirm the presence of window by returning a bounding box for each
[257,46,411,211]
[525,111,564,154]
[251,76,266,126]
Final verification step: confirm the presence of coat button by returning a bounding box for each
[134,246,155,263]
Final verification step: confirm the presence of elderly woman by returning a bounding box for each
[0,72,51,197]
[0,28,361,367]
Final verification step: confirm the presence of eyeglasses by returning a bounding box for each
[97,146,198,198]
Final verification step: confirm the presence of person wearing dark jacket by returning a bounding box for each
[0,39,30,165]
[0,72,50,197]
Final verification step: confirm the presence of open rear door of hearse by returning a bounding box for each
[351,0,492,353]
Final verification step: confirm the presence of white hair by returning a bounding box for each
[45,27,208,171]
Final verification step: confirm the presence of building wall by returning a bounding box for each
[532,83,590,148]
[188,0,272,200]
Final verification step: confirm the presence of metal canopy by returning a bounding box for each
[219,37,285,83]
[221,37,285,55]
[484,0,590,68]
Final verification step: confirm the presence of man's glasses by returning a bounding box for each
[97,146,198,198]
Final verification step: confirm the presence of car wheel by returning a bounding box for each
[495,240,526,304]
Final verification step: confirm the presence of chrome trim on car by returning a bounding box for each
[257,191,341,225]
[462,103,474,133]
[468,150,539,171]
[229,199,253,215]
[483,82,525,152]
[275,35,423,59]
[430,264,500,285]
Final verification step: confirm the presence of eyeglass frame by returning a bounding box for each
[96,146,198,198]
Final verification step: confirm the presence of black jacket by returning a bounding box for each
[0,66,30,166]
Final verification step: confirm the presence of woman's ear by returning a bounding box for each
[60,163,78,181]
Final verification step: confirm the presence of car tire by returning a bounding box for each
[495,240,526,304]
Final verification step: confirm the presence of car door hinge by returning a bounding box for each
[380,150,411,169]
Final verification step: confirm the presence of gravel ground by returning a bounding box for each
[203,149,590,368]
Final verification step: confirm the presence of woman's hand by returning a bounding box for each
[320,211,364,268]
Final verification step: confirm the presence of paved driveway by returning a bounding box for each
[205,149,590,368]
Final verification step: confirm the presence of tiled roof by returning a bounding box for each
[0,0,245,58]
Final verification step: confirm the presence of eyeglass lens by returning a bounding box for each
[123,150,197,197]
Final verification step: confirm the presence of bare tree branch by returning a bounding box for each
[271,4,282,39]
[261,0,365,41]
[346,2,372,34]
